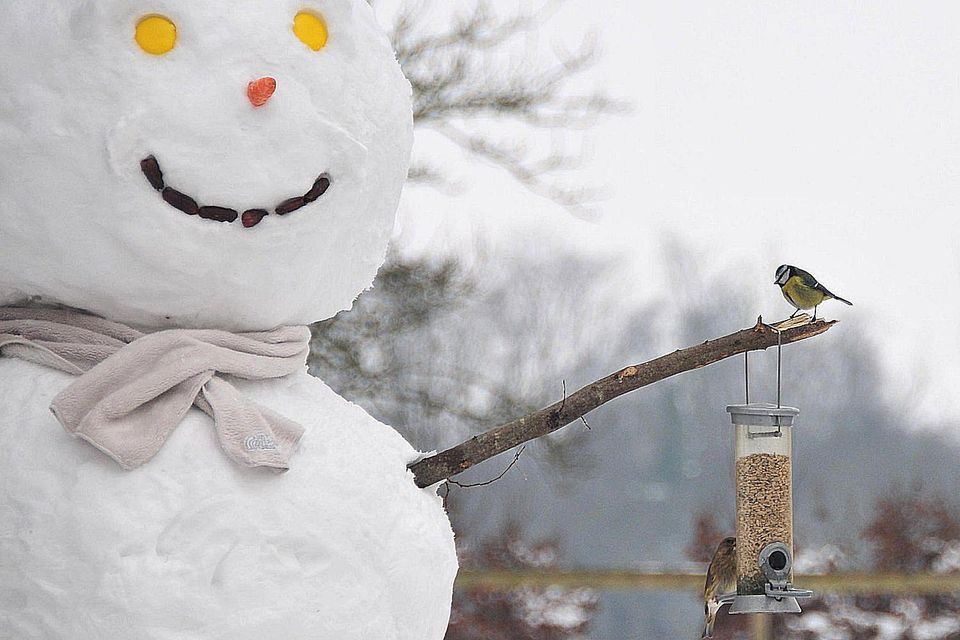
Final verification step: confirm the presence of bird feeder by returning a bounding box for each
[723,403,813,614]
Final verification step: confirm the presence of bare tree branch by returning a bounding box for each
[375,0,626,213]
[409,316,837,487]
[432,123,600,207]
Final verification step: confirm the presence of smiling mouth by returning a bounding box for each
[140,155,331,228]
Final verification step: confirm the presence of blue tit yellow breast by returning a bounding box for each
[781,276,826,309]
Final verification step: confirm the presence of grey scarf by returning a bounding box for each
[0,306,310,471]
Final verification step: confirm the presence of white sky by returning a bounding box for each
[387,0,960,426]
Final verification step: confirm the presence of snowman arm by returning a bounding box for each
[409,315,836,487]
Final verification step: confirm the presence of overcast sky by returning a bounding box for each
[387,0,960,427]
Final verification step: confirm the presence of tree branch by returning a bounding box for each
[409,315,837,487]
[378,0,624,214]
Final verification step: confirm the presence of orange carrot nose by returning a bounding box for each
[247,77,277,107]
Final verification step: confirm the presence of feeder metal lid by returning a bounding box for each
[727,403,799,427]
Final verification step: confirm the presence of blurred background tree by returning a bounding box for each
[315,5,618,636]
[311,249,614,638]
[788,489,960,640]
[368,0,621,213]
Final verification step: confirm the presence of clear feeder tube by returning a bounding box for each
[727,403,798,595]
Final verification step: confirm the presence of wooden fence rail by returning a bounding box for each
[455,569,960,595]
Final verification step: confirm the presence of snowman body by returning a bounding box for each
[0,358,456,639]
[0,1,458,637]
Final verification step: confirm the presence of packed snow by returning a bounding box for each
[0,360,457,639]
[0,1,458,638]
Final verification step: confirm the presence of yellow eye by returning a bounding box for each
[293,11,328,51]
[136,15,177,56]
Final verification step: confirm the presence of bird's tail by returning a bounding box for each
[701,608,716,638]
[832,294,853,306]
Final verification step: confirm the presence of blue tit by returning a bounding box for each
[702,537,737,638]
[775,265,852,320]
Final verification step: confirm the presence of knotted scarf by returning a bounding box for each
[0,306,310,471]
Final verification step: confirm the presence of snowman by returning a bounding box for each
[0,1,458,638]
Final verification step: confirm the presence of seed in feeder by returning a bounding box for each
[198,206,238,223]
[275,196,306,215]
[735,453,792,594]
[303,175,330,203]
[241,209,269,228]
[140,156,164,190]
[162,187,199,215]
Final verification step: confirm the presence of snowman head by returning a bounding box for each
[0,0,412,330]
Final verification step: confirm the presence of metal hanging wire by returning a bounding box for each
[776,327,783,408]
[742,323,784,408]
[744,351,750,404]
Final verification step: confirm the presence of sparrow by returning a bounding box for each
[702,536,737,638]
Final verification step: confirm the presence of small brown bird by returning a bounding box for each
[702,537,737,638]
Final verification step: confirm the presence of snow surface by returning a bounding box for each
[0,358,457,639]
[0,1,458,637]
[0,0,413,331]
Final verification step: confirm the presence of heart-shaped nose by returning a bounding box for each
[247,77,277,107]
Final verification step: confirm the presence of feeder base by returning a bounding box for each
[729,595,802,614]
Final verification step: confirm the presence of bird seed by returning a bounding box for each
[735,453,792,594]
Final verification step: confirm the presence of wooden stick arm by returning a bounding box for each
[409,315,836,488]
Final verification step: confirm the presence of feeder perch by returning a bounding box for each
[724,403,813,615]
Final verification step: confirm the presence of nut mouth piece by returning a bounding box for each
[768,549,788,571]
[726,544,813,615]
[139,155,332,228]
[759,541,792,584]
